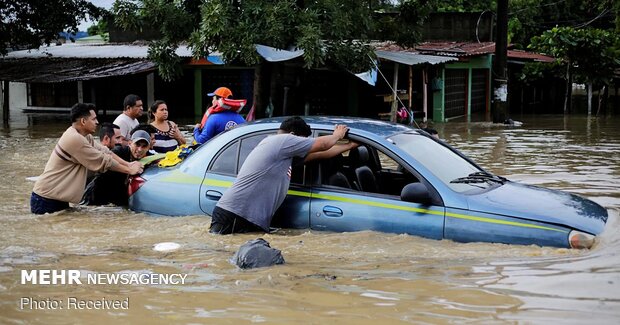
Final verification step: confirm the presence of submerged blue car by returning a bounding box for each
[128,116,607,249]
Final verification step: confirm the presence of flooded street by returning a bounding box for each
[1,114,619,324]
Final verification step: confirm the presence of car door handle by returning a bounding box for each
[322,206,343,217]
[205,190,222,200]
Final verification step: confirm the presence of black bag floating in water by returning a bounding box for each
[232,238,285,269]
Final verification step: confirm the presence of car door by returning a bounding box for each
[199,137,241,215]
[309,143,445,239]
[270,160,314,229]
[199,133,271,215]
[199,132,312,229]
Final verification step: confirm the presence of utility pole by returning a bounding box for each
[492,0,508,123]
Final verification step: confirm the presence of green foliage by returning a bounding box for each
[529,26,620,86]
[113,0,200,41]
[147,40,183,80]
[112,0,143,31]
[87,18,109,37]
[375,0,435,48]
[432,0,618,50]
[518,61,563,85]
[0,0,103,55]
[432,0,495,13]
[509,0,617,50]
[113,0,432,81]
[188,0,377,73]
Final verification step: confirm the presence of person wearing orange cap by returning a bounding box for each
[193,87,246,144]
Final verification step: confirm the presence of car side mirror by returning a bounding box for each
[401,183,431,205]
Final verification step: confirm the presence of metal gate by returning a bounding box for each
[470,69,488,114]
[444,69,467,118]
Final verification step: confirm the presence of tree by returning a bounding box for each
[529,26,620,114]
[0,0,103,55]
[112,0,433,116]
[433,0,495,13]
[433,0,618,50]
[508,0,616,50]
[87,16,110,39]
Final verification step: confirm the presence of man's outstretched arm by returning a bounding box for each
[306,124,349,154]
[305,141,359,162]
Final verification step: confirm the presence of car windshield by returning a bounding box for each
[389,133,489,192]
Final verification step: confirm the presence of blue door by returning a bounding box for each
[309,143,444,239]
[200,133,269,215]
[199,132,311,229]
[309,188,444,239]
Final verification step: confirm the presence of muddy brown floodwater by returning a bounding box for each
[1,113,619,324]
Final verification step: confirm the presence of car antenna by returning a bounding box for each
[368,54,421,129]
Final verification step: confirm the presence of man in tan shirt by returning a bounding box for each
[31,103,144,214]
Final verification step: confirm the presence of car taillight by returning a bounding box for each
[128,176,145,196]
[569,230,595,249]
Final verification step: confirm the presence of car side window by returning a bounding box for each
[290,157,306,185]
[377,151,399,171]
[238,134,269,172]
[209,141,239,175]
[318,140,419,197]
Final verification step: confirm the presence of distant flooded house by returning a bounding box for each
[378,42,555,122]
[0,42,254,120]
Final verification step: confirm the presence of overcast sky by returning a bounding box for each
[78,0,115,31]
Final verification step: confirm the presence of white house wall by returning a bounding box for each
[9,82,28,111]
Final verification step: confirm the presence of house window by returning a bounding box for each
[28,82,78,107]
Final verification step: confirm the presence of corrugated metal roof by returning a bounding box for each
[415,41,496,57]
[507,50,554,63]
[415,42,553,63]
[0,58,155,83]
[375,50,457,65]
[373,42,460,65]
[0,43,227,82]
[3,43,195,59]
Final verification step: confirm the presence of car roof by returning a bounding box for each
[251,116,417,138]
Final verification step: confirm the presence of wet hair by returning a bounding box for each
[147,100,166,123]
[99,122,120,140]
[279,116,312,137]
[123,94,142,111]
[70,103,96,122]
[130,123,157,136]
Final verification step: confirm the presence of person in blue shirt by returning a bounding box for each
[193,87,246,144]
[194,110,246,144]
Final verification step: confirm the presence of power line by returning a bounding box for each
[573,8,610,28]
[508,0,568,16]
[517,10,614,29]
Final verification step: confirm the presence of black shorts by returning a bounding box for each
[209,206,264,235]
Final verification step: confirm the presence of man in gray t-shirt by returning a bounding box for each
[210,117,356,234]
